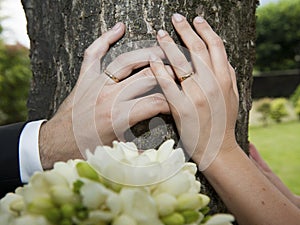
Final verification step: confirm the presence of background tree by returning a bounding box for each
[0,17,32,125]
[255,0,300,72]
[22,0,257,214]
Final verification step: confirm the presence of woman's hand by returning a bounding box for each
[150,14,300,225]
[150,14,239,170]
[39,22,170,169]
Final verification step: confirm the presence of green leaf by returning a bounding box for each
[181,210,200,224]
[73,180,84,193]
[76,162,100,181]
[161,212,185,225]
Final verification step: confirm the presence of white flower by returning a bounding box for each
[204,214,235,225]
[118,188,164,225]
[87,139,185,186]
[112,214,137,225]
[80,180,112,209]
[53,159,82,185]
[0,139,234,225]
[0,193,22,215]
[154,193,177,216]
[154,170,197,196]
[0,193,23,225]
[51,185,78,205]
[87,210,114,223]
[106,192,122,215]
[12,215,49,225]
[177,193,209,211]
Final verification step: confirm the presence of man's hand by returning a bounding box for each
[39,22,170,169]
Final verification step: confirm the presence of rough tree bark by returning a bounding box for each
[22,0,258,215]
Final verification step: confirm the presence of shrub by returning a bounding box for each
[256,98,272,126]
[270,98,288,123]
[295,98,300,120]
[0,43,32,125]
[290,84,300,106]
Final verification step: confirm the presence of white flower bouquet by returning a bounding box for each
[0,140,234,225]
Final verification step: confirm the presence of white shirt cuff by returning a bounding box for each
[19,120,46,183]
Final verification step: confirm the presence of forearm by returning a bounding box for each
[262,166,300,209]
[202,145,300,225]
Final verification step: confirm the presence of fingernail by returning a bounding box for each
[157,29,167,38]
[194,16,204,23]
[112,22,122,31]
[173,13,184,22]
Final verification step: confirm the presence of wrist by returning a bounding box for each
[39,114,80,170]
[192,130,240,170]
[201,140,242,175]
[39,120,56,170]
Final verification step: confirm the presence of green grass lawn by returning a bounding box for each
[249,121,300,195]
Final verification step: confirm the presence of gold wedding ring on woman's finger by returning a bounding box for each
[178,72,194,83]
[104,69,120,83]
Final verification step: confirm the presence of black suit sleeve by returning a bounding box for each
[0,122,26,198]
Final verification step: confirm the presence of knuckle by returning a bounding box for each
[207,86,221,100]
[83,48,92,58]
[190,42,207,53]
[172,59,190,73]
[209,36,224,48]
[151,94,165,103]
[180,105,190,117]
[219,73,232,87]
[224,76,233,88]
[103,109,113,121]
[143,95,166,113]
[194,97,207,109]
[97,88,112,103]
[192,88,217,109]
[219,75,233,91]
[180,102,194,118]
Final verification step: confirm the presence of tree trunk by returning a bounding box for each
[22,0,258,215]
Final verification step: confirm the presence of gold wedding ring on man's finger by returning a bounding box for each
[178,72,194,83]
[104,69,120,83]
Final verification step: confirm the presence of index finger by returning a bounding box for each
[78,22,126,83]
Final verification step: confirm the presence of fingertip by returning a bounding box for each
[111,22,123,30]
[99,22,125,42]
[157,29,168,39]
[249,143,257,157]
[172,13,185,23]
[248,144,266,167]
[92,22,125,59]
[111,22,125,35]
[249,143,257,153]
[193,16,205,24]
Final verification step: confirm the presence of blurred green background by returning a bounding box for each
[0,0,299,194]
[249,0,300,195]
[0,17,31,125]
